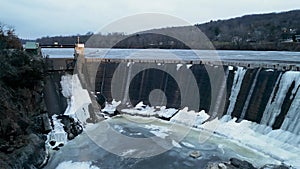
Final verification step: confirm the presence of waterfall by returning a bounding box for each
[280,75,300,135]
[261,71,300,127]
[47,115,68,148]
[238,68,261,121]
[211,69,229,118]
[226,67,247,116]
[122,62,133,104]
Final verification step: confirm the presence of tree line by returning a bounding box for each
[28,10,300,51]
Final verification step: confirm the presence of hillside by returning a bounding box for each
[0,24,47,168]
[33,10,300,51]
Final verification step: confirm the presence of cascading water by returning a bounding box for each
[260,71,300,129]
[226,67,246,116]
[239,68,261,121]
[280,73,300,135]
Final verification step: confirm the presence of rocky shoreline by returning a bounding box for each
[206,158,290,169]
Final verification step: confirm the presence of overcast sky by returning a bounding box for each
[0,0,299,39]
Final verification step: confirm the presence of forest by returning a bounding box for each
[31,10,300,51]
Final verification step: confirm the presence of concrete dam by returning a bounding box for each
[82,57,300,136]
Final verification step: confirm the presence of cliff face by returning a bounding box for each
[0,49,48,168]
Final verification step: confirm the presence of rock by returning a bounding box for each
[230,158,257,169]
[53,147,60,151]
[68,133,74,140]
[260,164,290,169]
[218,163,228,169]
[206,162,222,169]
[49,140,56,146]
[189,150,201,158]
[57,115,83,140]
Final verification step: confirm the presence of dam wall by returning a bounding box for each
[83,59,300,135]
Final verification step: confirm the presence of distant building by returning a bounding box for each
[24,42,41,55]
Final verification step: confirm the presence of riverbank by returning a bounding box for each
[0,49,49,168]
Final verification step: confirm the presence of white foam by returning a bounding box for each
[56,161,100,169]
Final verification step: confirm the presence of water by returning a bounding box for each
[42,48,75,58]
[42,48,300,65]
[44,116,280,169]
[226,67,246,116]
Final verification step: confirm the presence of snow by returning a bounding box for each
[166,107,300,168]
[181,141,195,148]
[61,74,92,123]
[120,149,137,156]
[176,64,183,71]
[186,64,192,69]
[127,62,133,67]
[60,75,73,98]
[121,102,178,118]
[170,108,209,127]
[202,117,300,168]
[144,124,170,139]
[101,99,121,115]
[149,130,169,139]
[46,115,68,148]
[56,161,100,169]
[172,140,182,148]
